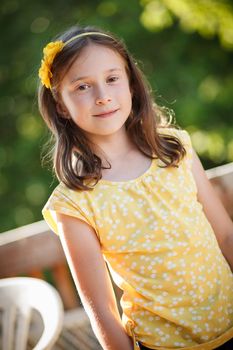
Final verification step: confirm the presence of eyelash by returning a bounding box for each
[76,76,119,91]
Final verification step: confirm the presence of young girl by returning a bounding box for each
[38,25,233,350]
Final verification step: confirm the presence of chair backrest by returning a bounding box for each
[0,277,64,350]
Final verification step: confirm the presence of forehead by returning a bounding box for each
[63,43,127,83]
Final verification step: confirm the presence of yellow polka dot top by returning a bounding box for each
[42,128,233,350]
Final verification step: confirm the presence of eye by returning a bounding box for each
[107,76,119,83]
[76,83,90,91]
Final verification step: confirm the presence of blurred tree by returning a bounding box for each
[0,0,232,232]
[139,0,233,165]
[140,0,233,49]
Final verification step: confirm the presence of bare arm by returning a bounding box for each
[191,149,233,271]
[55,213,133,350]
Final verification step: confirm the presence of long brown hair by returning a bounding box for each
[38,25,186,190]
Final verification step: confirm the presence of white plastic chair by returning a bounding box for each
[0,277,64,350]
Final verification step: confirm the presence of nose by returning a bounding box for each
[95,96,112,105]
[95,87,112,105]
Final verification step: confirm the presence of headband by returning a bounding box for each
[38,32,112,89]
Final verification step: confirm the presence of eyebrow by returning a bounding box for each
[70,68,123,84]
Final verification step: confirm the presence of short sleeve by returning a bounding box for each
[42,184,97,236]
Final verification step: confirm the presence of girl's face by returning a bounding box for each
[58,44,132,140]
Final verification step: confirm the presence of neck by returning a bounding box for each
[86,127,136,164]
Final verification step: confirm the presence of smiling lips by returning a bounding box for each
[93,109,119,118]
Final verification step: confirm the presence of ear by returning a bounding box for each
[56,102,70,119]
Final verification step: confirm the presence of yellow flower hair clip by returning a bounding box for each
[38,32,112,89]
[38,41,64,89]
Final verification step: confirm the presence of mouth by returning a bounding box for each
[93,109,119,118]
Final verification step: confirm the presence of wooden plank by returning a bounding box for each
[207,162,233,219]
[54,308,102,350]
[0,225,66,277]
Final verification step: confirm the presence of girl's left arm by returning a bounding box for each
[191,148,233,272]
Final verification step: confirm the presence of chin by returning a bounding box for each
[89,126,126,138]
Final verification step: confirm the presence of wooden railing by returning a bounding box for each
[0,162,233,310]
[206,162,233,219]
[0,220,79,310]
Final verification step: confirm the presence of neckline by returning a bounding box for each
[99,158,156,185]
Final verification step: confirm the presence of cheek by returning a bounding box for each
[117,81,132,100]
[65,95,90,117]
[122,85,133,110]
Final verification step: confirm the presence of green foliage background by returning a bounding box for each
[0,0,233,232]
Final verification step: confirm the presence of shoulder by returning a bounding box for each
[156,126,194,171]
[157,126,190,142]
[43,182,81,212]
[45,181,92,206]
[157,126,192,154]
[42,182,98,236]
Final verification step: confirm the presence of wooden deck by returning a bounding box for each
[54,308,102,349]
[0,162,233,349]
